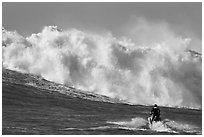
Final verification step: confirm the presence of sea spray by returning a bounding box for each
[107,117,147,129]
[2,25,201,109]
[149,121,172,132]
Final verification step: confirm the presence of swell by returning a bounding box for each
[2,26,202,109]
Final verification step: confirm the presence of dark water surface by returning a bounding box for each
[2,69,202,135]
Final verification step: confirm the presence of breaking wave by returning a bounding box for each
[2,21,202,108]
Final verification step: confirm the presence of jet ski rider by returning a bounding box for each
[150,104,161,123]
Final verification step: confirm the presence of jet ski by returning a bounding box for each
[148,114,161,125]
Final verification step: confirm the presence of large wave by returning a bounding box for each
[2,21,202,108]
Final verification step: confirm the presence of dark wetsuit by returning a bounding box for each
[150,107,160,122]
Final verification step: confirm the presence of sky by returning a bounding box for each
[2,2,202,51]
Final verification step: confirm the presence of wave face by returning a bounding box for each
[2,24,202,109]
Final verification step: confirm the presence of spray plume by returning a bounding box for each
[2,20,202,108]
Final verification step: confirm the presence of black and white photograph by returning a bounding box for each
[2,2,202,135]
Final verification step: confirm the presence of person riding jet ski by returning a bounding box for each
[149,104,161,124]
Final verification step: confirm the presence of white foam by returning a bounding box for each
[149,121,173,132]
[107,117,147,130]
[165,120,201,134]
[2,24,202,108]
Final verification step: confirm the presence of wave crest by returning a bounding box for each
[2,25,202,108]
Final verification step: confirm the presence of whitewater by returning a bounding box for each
[2,24,202,109]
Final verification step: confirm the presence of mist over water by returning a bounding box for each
[2,19,202,109]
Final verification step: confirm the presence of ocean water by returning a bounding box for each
[2,69,202,135]
[2,25,202,135]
